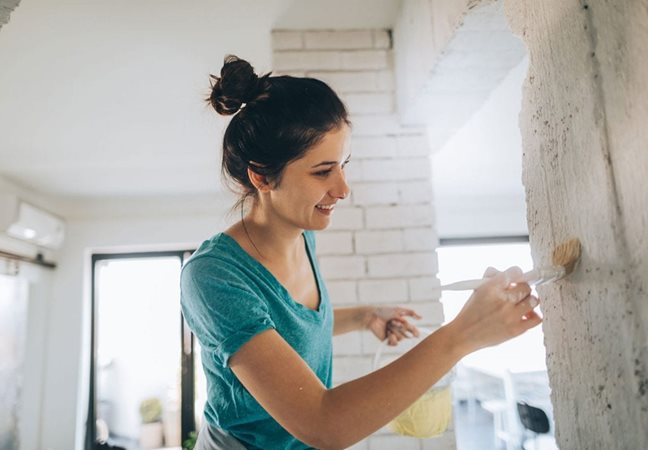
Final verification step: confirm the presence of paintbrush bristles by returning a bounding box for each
[552,238,582,276]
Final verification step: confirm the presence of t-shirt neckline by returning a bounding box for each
[219,232,324,315]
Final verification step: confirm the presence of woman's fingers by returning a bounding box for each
[453,267,543,351]
[482,266,500,278]
[388,317,420,338]
[385,316,422,345]
[387,320,413,340]
[394,307,422,320]
[505,281,532,303]
[485,266,530,303]
[515,295,539,314]
[502,266,524,286]
[520,309,542,330]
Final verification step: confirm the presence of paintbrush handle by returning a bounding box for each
[439,266,566,291]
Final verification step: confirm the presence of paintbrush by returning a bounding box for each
[439,238,582,291]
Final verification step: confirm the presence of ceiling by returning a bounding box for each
[0,0,402,199]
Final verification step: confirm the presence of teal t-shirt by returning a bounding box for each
[180,230,333,450]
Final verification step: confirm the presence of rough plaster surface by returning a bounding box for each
[0,0,20,28]
[505,0,648,448]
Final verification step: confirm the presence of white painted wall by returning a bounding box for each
[40,200,232,450]
[393,0,471,124]
[432,58,529,238]
[0,176,59,450]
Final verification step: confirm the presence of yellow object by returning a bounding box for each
[387,385,453,438]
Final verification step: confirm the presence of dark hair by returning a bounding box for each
[207,55,351,208]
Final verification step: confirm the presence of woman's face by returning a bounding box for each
[265,125,351,231]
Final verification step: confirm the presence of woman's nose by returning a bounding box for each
[331,169,350,200]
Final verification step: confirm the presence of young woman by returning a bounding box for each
[180,55,541,450]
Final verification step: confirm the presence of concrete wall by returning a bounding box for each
[273,29,453,449]
[505,1,648,449]
[0,0,20,29]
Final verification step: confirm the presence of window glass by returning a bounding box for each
[95,257,182,449]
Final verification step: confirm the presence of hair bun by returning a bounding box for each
[207,55,268,116]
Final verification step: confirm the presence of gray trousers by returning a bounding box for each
[194,420,247,450]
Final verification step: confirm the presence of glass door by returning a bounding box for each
[0,270,29,450]
[91,252,193,450]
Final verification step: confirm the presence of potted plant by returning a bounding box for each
[183,431,197,450]
[139,397,163,449]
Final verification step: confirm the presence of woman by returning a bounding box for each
[180,55,541,450]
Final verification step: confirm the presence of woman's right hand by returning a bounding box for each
[446,266,542,355]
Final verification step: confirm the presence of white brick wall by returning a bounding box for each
[368,252,438,277]
[358,279,409,304]
[272,29,453,449]
[319,255,366,280]
[351,181,433,206]
[326,280,358,305]
[329,206,364,230]
[332,331,363,355]
[355,230,403,254]
[365,205,435,229]
[343,93,394,115]
[315,231,354,255]
[409,276,442,301]
[404,227,439,251]
[309,70,394,93]
[274,50,389,72]
[272,31,303,50]
[304,30,373,50]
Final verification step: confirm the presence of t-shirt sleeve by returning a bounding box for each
[180,256,275,367]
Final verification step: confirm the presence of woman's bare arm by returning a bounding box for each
[230,269,541,449]
[333,305,421,339]
[332,306,372,335]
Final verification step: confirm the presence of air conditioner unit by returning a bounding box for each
[0,195,66,250]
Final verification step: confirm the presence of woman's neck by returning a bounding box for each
[237,206,304,266]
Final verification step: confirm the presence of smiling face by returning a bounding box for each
[261,125,351,232]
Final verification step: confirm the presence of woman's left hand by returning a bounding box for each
[365,306,422,346]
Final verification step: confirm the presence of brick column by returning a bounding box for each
[273,30,455,450]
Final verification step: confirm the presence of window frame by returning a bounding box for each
[85,249,195,450]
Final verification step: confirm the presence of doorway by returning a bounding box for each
[87,250,199,450]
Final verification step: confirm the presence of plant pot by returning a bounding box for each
[163,407,181,446]
[139,421,163,449]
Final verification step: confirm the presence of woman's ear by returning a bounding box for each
[247,166,272,193]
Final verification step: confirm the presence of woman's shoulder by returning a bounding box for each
[180,234,267,311]
[182,233,248,281]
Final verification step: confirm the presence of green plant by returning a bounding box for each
[183,431,198,450]
[139,397,162,423]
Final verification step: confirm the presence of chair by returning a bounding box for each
[517,402,557,450]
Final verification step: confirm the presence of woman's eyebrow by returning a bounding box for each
[310,155,352,169]
[310,161,338,168]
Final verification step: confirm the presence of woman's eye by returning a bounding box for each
[314,170,332,177]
